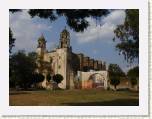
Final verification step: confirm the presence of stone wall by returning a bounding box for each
[76,53,106,72]
[77,71,109,89]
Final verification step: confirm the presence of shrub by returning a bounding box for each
[53,74,63,84]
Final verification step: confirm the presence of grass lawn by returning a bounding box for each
[9,89,139,106]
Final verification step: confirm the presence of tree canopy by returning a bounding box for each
[114,9,139,63]
[127,66,139,78]
[108,64,125,78]
[10,9,109,32]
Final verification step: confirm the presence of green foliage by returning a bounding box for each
[33,73,45,84]
[127,66,139,86]
[28,9,109,32]
[108,64,125,90]
[127,66,139,78]
[9,51,37,89]
[108,64,125,77]
[110,77,120,90]
[53,74,63,84]
[9,28,15,54]
[114,9,139,63]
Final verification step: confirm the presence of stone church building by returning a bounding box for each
[36,28,109,90]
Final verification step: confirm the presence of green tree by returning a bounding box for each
[127,66,139,87]
[108,64,125,77]
[108,64,125,90]
[110,77,120,90]
[114,9,139,63]
[9,28,15,54]
[53,74,63,84]
[9,51,37,89]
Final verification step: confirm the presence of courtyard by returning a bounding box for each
[9,89,139,106]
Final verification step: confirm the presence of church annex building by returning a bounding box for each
[36,28,109,90]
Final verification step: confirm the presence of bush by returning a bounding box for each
[33,73,45,84]
[53,74,63,84]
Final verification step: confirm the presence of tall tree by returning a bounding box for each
[108,64,125,90]
[9,28,15,54]
[9,51,37,89]
[113,9,139,63]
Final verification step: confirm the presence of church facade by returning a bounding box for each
[36,29,109,90]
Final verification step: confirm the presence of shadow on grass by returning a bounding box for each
[128,93,139,97]
[9,88,47,95]
[9,91,31,95]
[62,99,139,106]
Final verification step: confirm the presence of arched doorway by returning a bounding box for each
[88,73,105,89]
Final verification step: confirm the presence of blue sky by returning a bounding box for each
[9,10,137,72]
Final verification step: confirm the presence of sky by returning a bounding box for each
[9,9,137,72]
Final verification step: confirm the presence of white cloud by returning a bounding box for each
[75,10,126,44]
[9,10,52,52]
[102,10,126,25]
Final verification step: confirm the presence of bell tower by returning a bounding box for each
[59,28,70,48]
[36,34,46,57]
